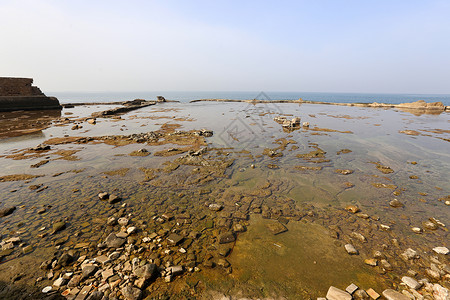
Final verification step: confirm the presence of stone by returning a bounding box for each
[432,247,449,255]
[105,233,126,248]
[42,286,52,293]
[382,289,409,300]
[423,220,438,230]
[389,199,404,208]
[351,232,367,242]
[121,286,142,300]
[53,277,67,287]
[52,221,66,233]
[232,223,246,232]
[86,291,103,300]
[401,276,422,289]
[400,248,418,261]
[67,274,81,288]
[168,265,184,276]
[58,253,73,266]
[82,265,98,279]
[219,232,236,244]
[346,283,358,294]
[0,206,16,218]
[344,244,358,255]
[411,227,423,233]
[326,286,352,300]
[364,259,377,266]
[107,217,117,225]
[127,226,137,234]
[433,284,449,300]
[76,285,92,300]
[345,205,360,214]
[426,269,441,280]
[118,217,129,226]
[217,258,230,268]
[134,264,157,280]
[208,203,223,211]
[380,259,392,270]
[108,194,121,204]
[366,288,380,299]
[353,289,370,300]
[266,222,288,235]
[98,192,109,200]
[167,233,183,245]
[101,269,114,281]
[95,255,110,264]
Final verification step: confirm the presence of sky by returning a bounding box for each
[1,0,450,94]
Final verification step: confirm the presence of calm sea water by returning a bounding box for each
[51,91,450,106]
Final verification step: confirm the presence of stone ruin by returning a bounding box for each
[0,77,61,111]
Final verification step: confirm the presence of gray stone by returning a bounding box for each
[346,283,358,294]
[400,248,418,261]
[401,276,422,289]
[58,253,73,266]
[382,289,409,300]
[108,194,121,204]
[219,232,236,244]
[167,233,183,245]
[326,286,352,300]
[134,264,157,280]
[67,274,81,288]
[168,265,184,276]
[52,221,66,233]
[86,291,103,300]
[121,286,142,300]
[0,206,16,218]
[82,265,98,279]
[105,233,126,248]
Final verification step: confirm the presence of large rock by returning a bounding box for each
[121,286,142,300]
[105,233,126,248]
[326,286,352,300]
[133,264,158,280]
[382,289,409,300]
[401,276,422,289]
[0,206,16,218]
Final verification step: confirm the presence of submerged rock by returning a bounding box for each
[121,285,142,300]
[382,289,409,300]
[389,199,403,208]
[345,244,358,255]
[105,233,126,248]
[0,206,16,218]
[326,286,352,300]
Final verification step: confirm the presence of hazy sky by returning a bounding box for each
[1,0,450,93]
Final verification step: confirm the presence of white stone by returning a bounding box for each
[433,284,449,300]
[127,226,137,234]
[412,227,423,233]
[344,244,358,255]
[345,283,358,294]
[42,286,52,293]
[432,247,449,255]
[326,286,352,300]
[382,289,410,300]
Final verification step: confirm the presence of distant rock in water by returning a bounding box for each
[157,96,166,102]
[0,77,61,111]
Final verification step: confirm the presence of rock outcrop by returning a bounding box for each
[0,77,61,111]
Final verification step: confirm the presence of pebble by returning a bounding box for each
[345,205,360,214]
[364,259,377,266]
[345,283,359,294]
[351,232,367,242]
[400,248,418,261]
[423,220,438,230]
[127,226,137,234]
[118,217,129,226]
[208,203,223,211]
[411,227,423,234]
[219,232,236,244]
[98,192,109,200]
[401,276,422,289]
[108,194,121,204]
[42,286,52,293]
[389,199,404,208]
[344,244,358,255]
[366,288,380,299]
[53,277,67,287]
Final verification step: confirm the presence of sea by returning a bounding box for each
[50,91,450,106]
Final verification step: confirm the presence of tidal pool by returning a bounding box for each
[0,101,448,299]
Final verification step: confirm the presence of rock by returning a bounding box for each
[121,286,142,300]
[167,233,183,245]
[108,194,121,204]
[433,284,449,300]
[345,244,359,255]
[52,221,66,233]
[232,223,246,232]
[346,283,359,294]
[134,264,157,280]
[42,286,52,293]
[168,265,183,276]
[351,232,367,242]
[411,227,423,234]
[157,96,166,102]
[127,227,137,235]
[400,248,418,261]
[217,258,230,268]
[58,253,73,266]
[401,276,422,289]
[53,277,67,287]
[107,216,117,226]
[82,265,98,279]
[353,289,370,300]
[94,255,110,265]
[67,274,81,288]
[380,259,392,270]
[118,217,129,226]
[432,247,449,255]
[105,233,126,248]
[389,199,403,208]
[87,118,96,125]
[364,259,377,266]
[382,289,409,300]
[98,192,109,200]
[266,222,288,235]
[208,203,223,211]
[423,220,438,230]
[86,291,103,300]
[0,206,16,218]
[426,269,441,280]
[101,269,114,281]
[366,288,380,299]
[219,232,236,244]
[345,205,360,214]
[326,286,352,300]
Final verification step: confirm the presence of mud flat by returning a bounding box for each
[0,100,448,299]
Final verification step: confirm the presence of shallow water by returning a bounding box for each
[0,102,448,299]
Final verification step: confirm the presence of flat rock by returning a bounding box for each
[326,286,352,300]
[105,233,126,248]
[344,244,358,255]
[167,233,183,245]
[266,222,288,235]
[219,232,236,244]
[432,247,449,255]
[168,265,183,276]
[345,283,358,294]
[121,286,142,300]
[400,248,418,261]
[366,288,380,299]
[134,264,157,280]
[401,276,422,289]
[82,265,98,279]
[52,221,66,233]
[382,289,409,300]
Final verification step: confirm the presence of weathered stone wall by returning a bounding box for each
[0,77,61,111]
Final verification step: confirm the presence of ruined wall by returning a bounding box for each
[0,77,61,111]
